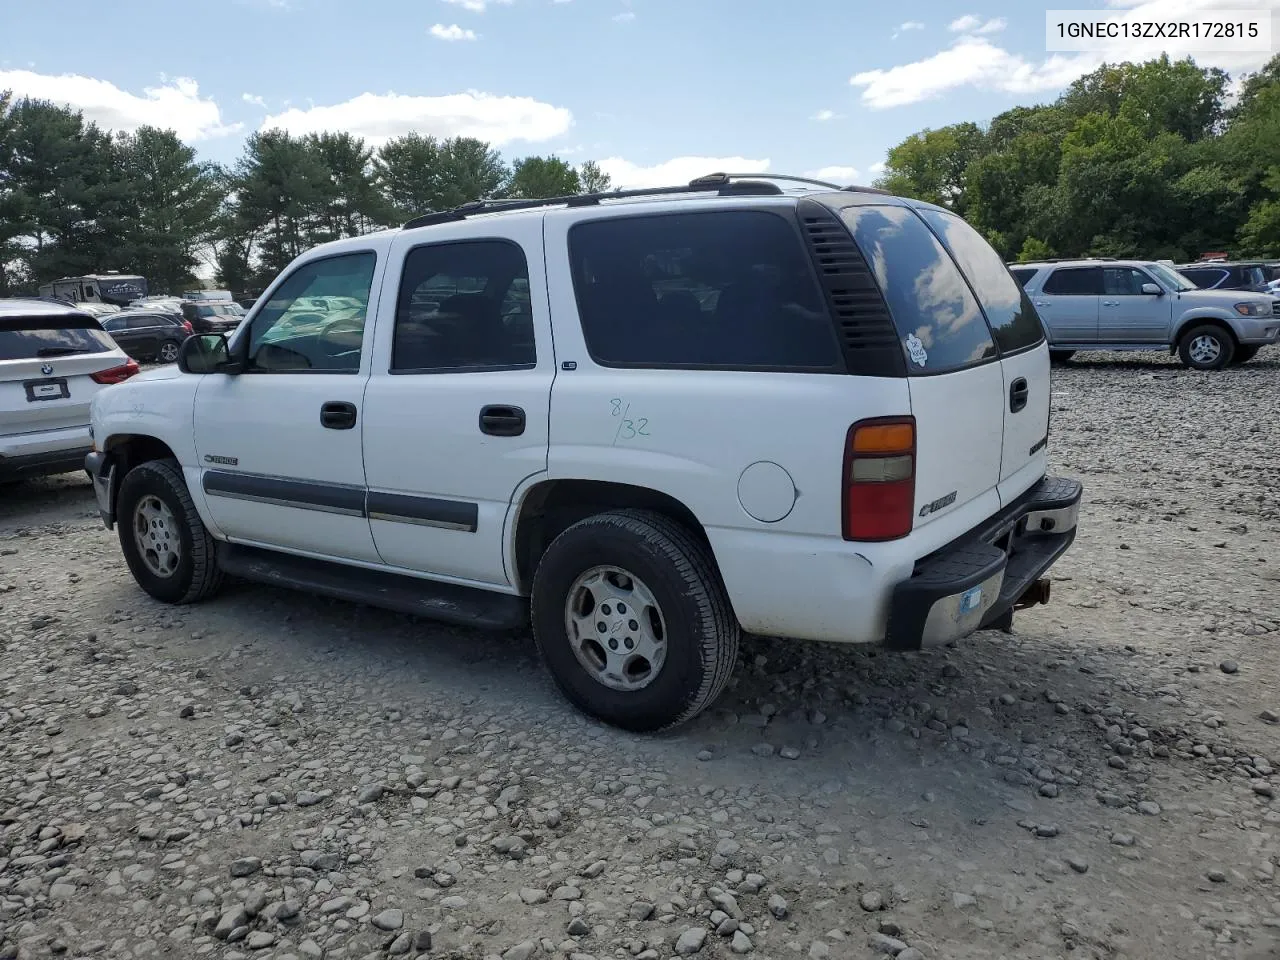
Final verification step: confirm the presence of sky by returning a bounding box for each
[2,0,1279,189]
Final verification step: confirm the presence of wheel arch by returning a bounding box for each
[100,434,181,522]
[1173,313,1241,346]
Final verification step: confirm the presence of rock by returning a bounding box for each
[629,900,654,921]
[730,930,754,954]
[1137,801,1162,816]
[868,932,908,954]
[296,790,324,807]
[779,746,801,760]
[1111,833,1136,847]
[115,680,139,695]
[553,885,582,900]
[372,908,404,931]
[567,917,591,936]
[675,927,708,955]
[503,943,537,960]
[387,932,413,955]
[1207,868,1227,883]
[809,942,830,959]
[246,932,276,950]
[357,784,384,804]
[859,891,883,912]
[1067,857,1089,874]
[898,950,925,960]
[229,857,261,877]
[413,931,433,952]
[243,890,267,917]
[1035,824,1059,838]
[1220,660,1239,674]
[952,893,976,909]
[521,888,549,905]
[1260,709,1279,724]
[768,894,788,918]
[1252,781,1274,798]
[214,906,248,939]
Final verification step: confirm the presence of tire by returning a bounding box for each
[158,340,181,363]
[1049,350,1075,363]
[116,458,224,604]
[1232,345,1261,365]
[531,509,739,732]
[1177,324,1235,370]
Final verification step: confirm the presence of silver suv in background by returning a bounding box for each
[1009,259,1280,369]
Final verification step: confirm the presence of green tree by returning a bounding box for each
[231,130,329,277]
[578,160,612,194]
[507,156,581,199]
[1237,168,1280,257]
[307,131,391,240]
[374,134,507,218]
[873,122,985,214]
[1060,56,1227,141]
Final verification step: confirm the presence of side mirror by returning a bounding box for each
[1141,283,1163,296]
[178,333,242,374]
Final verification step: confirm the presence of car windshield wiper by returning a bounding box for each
[35,347,83,357]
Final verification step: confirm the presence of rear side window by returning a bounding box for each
[393,239,536,372]
[916,208,1045,355]
[0,317,115,361]
[1180,268,1224,288]
[1009,268,1036,287]
[839,205,996,374]
[1042,267,1101,295]
[568,210,840,369]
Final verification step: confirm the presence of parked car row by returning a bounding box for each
[1008,258,1279,369]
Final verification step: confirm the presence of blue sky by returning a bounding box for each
[2,0,1277,187]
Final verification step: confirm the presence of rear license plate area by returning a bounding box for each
[24,378,70,402]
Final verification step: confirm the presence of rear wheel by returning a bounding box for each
[1178,325,1235,370]
[157,340,181,363]
[531,509,738,732]
[1232,345,1261,365]
[1049,350,1075,364]
[117,459,223,604]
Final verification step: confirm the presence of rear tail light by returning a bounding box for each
[91,359,140,385]
[843,416,916,541]
[182,321,194,333]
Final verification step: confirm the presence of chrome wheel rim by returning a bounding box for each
[159,342,180,362]
[1189,335,1222,365]
[564,565,667,692]
[133,494,181,578]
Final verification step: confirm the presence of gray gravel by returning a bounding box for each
[2,347,1279,959]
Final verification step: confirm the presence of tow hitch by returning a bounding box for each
[1014,577,1052,610]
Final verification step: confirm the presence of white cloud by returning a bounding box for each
[613,10,636,21]
[242,93,267,108]
[859,0,1280,108]
[810,109,841,122]
[430,23,479,40]
[899,20,925,30]
[805,165,859,184]
[441,0,511,10]
[0,69,239,141]
[598,156,770,188]
[870,160,887,175]
[260,91,572,147]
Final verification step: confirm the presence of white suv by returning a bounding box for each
[85,174,1082,731]
[1,299,137,483]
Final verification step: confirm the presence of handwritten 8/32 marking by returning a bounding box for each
[610,398,651,444]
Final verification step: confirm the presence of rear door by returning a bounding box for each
[0,315,122,438]
[1035,267,1100,342]
[839,204,1004,529]
[915,207,1051,503]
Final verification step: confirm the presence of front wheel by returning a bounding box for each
[1178,325,1235,370]
[158,340,181,363]
[531,509,739,732]
[1231,345,1261,365]
[117,459,224,604]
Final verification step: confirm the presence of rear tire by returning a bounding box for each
[117,459,224,604]
[531,509,739,732]
[1232,345,1260,365]
[1177,324,1234,370]
[158,340,181,363]
[1049,350,1075,363]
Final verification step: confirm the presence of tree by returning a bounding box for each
[873,122,985,214]
[231,130,329,277]
[375,134,507,218]
[1061,56,1227,142]
[307,132,390,240]
[1237,168,1280,257]
[578,160,612,194]
[507,156,581,199]
[1017,237,1054,262]
[116,126,223,292]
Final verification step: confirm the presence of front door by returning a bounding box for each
[1100,266,1172,343]
[1034,266,1100,343]
[192,249,384,563]
[361,223,554,587]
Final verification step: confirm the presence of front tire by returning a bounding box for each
[117,459,224,604]
[158,340,181,363]
[531,509,739,732]
[1178,325,1234,370]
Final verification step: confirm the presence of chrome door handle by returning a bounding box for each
[1101,300,1119,306]
[1034,300,1049,307]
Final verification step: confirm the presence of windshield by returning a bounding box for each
[1148,262,1198,291]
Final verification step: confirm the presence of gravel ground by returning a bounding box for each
[2,347,1279,960]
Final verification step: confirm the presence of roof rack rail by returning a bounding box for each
[401,171,855,230]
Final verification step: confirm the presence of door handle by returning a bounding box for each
[479,404,525,437]
[1101,299,1119,306]
[1034,300,1049,307]
[1009,378,1029,413]
[320,401,357,430]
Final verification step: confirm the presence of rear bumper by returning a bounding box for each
[0,425,92,481]
[884,475,1082,650]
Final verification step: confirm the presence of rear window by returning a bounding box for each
[916,208,1045,355]
[1009,268,1036,287]
[1042,267,1101,295]
[839,205,997,374]
[0,317,115,361]
[568,210,840,370]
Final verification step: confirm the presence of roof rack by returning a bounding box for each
[402,172,863,230]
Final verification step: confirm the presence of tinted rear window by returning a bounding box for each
[839,205,996,374]
[0,317,115,361]
[568,210,840,369]
[1009,268,1036,287]
[916,208,1045,355]
[1042,267,1101,295]
[1179,268,1224,288]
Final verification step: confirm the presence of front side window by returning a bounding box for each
[392,240,535,372]
[1103,267,1155,296]
[569,210,839,369]
[1148,262,1198,291]
[917,208,1045,355]
[1042,267,1102,296]
[840,204,996,374]
[247,252,376,373]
